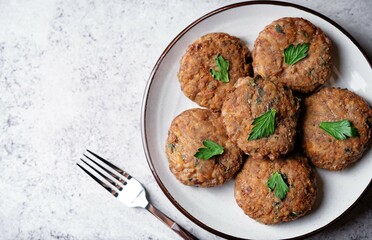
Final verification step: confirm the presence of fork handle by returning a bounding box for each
[146,203,199,240]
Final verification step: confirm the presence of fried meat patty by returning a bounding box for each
[166,108,243,187]
[235,154,317,224]
[221,77,300,160]
[253,17,332,93]
[178,32,252,110]
[302,87,372,170]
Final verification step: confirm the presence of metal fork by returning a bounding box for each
[77,150,198,240]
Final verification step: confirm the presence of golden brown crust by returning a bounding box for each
[253,17,332,93]
[165,108,243,187]
[234,154,317,224]
[178,32,252,110]
[221,76,300,160]
[302,87,372,170]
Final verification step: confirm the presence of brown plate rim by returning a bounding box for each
[140,1,372,239]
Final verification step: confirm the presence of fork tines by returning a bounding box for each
[77,150,131,197]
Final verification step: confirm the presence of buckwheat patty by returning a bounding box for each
[178,32,252,110]
[253,17,332,93]
[165,108,243,187]
[302,87,372,170]
[221,76,300,160]
[235,154,317,224]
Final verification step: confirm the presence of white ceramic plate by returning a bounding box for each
[141,2,372,239]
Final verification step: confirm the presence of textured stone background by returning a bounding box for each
[0,0,370,239]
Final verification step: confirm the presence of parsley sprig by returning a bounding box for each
[319,120,359,140]
[194,140,224,160]
[267,172,289,201]
[210,54,230,83]
[284,43,310,65]
[248,109,276,140]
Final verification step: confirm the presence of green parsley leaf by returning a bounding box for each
[284,43,310,65]
[248,109,276,140]
[210,54,230,83]
[267,172,289,201]
[319,120,359,140]
[194,140,224,160]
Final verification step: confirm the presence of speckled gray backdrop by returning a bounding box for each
[0,0,370,239]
